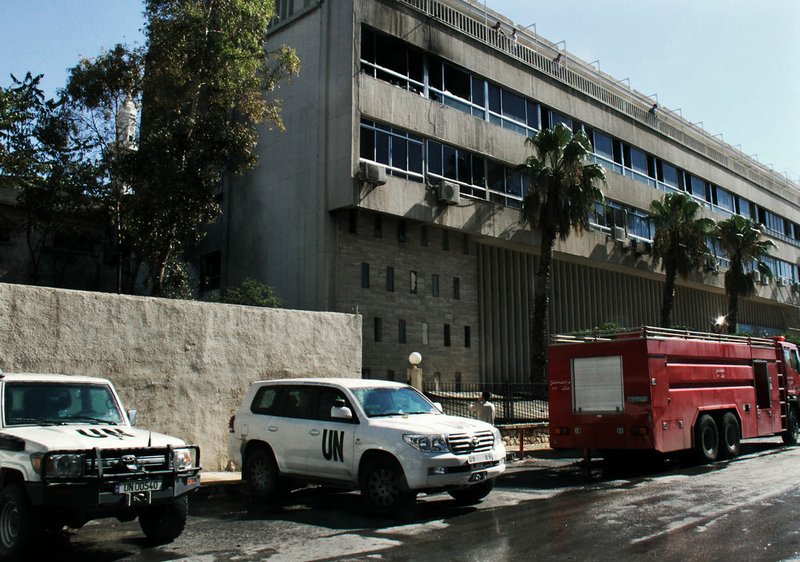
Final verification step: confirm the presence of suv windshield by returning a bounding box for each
[352,386,439,417]
[4,383,125,426]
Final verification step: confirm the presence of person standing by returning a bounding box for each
[469,390,496,425]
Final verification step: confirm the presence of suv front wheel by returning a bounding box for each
[360,458,414,515]
[0,483,32,561]
[244,447,279,502]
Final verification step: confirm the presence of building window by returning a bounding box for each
[454,372,462,392]
[420,226,428,246]
[397,220,406,243]
[348,209,358,233]
[200,251,222,293]
[361,263,370,288]
[431,274,439,297]
[362,368,371,379]
[464,326,471,348]
[444,324,451,347]
[387,370,395,381]
[422,322,429,345]
[374,215,382,238]
[442,230,449,251]
[462,234,470,255]
[374,317,382,342]
[398,319,407,344]
[386,266,394,292]
[410,271,418,294]
[453,277,461,299]
[360,119,424,182]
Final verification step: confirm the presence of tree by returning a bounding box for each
[65,45,145,292]
[649,192,715,328]
[0,73,99,283]
[715,215,776,334]
[132,0,300,296]
[519,122,606,384]
[216,278,282,307]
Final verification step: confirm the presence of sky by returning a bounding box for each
[1,0,798,183]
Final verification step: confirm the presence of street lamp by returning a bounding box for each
[408,352,423,390]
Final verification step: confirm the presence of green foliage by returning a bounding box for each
[715,215,777,334]
[131,0,300,296]
[518,123,606,384]
[0,73,100,282]
[64,45,145,292]
[216,278,282,308]
[649,192,715,327]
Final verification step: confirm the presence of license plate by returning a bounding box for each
[115,480,162,494]
[468,452,493,465]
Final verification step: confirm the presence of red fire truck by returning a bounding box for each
[548,327,800,462]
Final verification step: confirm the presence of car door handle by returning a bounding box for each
[309,429,320,436]
[268,426,278,432]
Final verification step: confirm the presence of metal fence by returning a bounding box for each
[423,382,548,425]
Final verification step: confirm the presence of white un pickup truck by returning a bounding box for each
[228,378,505,515]
[0,373,201,560]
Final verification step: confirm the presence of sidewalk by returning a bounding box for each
[197,446,569,495]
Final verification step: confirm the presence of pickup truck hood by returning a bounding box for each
[1,425,187,452]
[368,413,494,434]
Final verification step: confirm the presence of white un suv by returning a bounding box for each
[228,378,505,514]
[0,373,201,560]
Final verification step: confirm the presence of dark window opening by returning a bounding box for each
[361,263,370,288]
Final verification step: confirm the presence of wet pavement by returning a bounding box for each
[29,439,800,561]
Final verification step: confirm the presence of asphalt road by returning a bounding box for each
[32,439,800,561]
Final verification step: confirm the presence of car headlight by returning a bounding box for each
[403,434,450,453]
[31,453,83,477]
[173,447,197,471]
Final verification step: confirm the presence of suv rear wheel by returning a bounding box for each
[360,458,414,515]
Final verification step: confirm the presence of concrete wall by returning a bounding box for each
[0,283,362,470]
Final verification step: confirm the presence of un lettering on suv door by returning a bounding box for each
[305,386,357,481]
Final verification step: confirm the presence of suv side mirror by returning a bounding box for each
[331,406,353,420]
[127,409,138,426]
[433,402,444,413]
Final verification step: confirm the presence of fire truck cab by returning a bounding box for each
[548,327,800,462]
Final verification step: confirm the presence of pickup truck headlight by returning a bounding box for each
[31,453,83,477]
[403,434,450,453]
[173,447,197,471]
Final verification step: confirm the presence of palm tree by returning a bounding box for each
[650,192,715,328]
[519,122,606,384]
[715,215,777,334]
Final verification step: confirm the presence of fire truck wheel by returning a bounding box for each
[695,414,719,463]
[782,406,800,445]
[718,413,740,458]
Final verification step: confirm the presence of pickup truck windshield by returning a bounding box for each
[3,383,125,426]
[352,386,439,417]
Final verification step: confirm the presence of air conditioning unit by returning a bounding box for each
[613,226,626,243]
[358,161,387,186]
[634,241,649,254]
[752,270,762,284]
[437,180,460,205]
[777,277,786,287]
[793,282,800,293]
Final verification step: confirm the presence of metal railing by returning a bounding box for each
[423,381,548,424]
[393,0,799,195]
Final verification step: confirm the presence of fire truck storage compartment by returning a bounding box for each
[572,356,624,413]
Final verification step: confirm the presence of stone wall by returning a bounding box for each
[0,283,362,470]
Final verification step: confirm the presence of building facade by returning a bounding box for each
[203,0,800,384]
